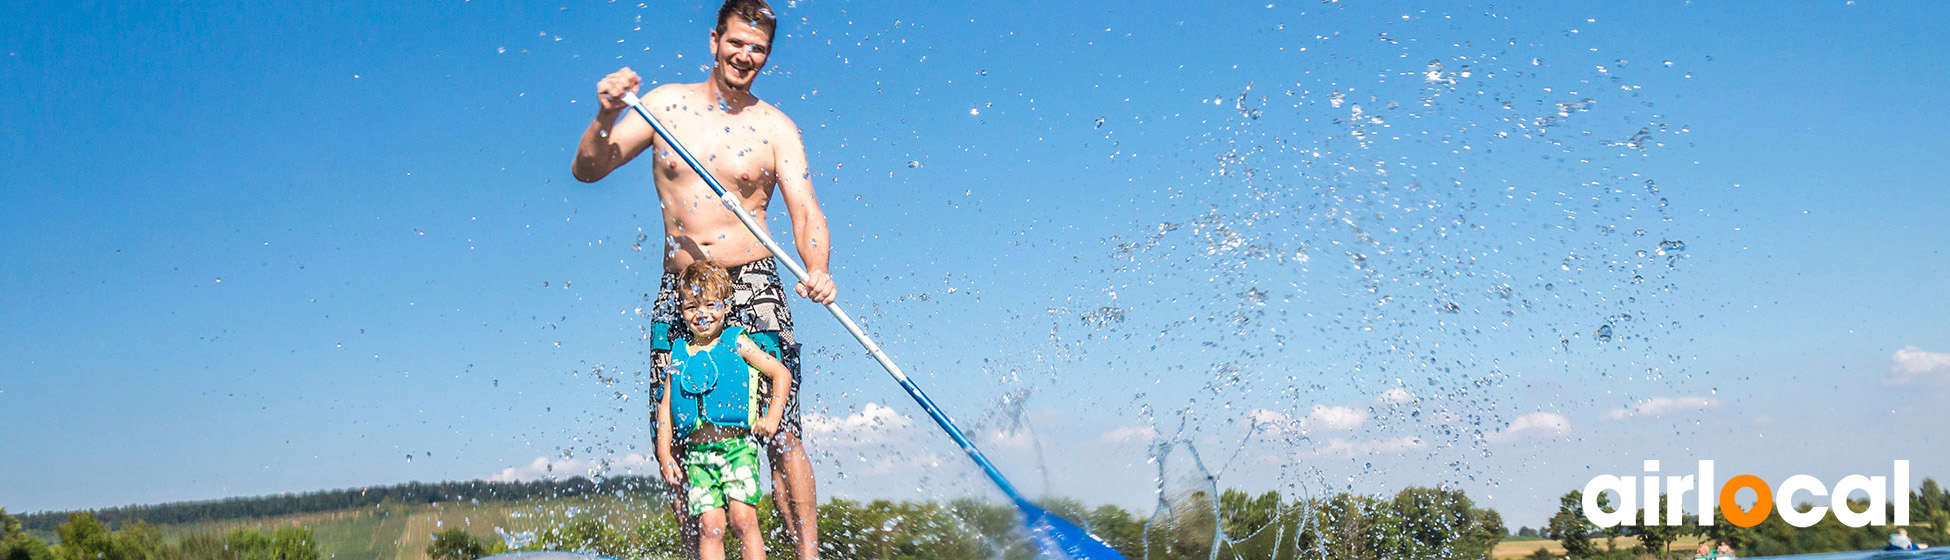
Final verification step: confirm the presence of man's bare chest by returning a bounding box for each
[652,111,776,191]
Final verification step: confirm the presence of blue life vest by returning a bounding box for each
[669,326,758,439]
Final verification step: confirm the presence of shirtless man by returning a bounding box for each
[570,1,827,558]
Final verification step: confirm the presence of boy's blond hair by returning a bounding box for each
[677,261,734,305]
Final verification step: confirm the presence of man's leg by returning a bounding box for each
[727,259,817,559]
[652,352,699,560]
[649,272,698,559]
[764,431,819,560]
[668,489,699,560]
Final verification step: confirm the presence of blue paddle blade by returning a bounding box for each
[1016,498,1125,560]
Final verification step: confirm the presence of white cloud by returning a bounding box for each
[802,402,915,448]
[1248,408,1292,429]
[986,427,1035,450]
[1310,405,1369,430]
[487,454,658,483]
[1100,425,1158,444]
[1375,388,1415,405]
[1603,396,1720,420]
[1249,404,1369,435]
[1315,436,1423,458]
[1487,412,1571,442]
[1887,346,1950,386]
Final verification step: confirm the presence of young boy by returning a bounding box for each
[657,262,794,560]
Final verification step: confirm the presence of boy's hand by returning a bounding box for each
[753,415,783,440]
[659,457,684,487]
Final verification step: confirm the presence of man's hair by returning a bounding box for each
[678,261,735,305]
[716,0,777,41]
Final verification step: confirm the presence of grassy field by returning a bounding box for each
[1492,535,1713,560]
[153,497,672,560]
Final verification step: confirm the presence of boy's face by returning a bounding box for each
[680,293,730,340]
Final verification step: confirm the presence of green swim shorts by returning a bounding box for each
[683,437,763,516]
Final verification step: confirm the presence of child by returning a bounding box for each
[657,262,794,560]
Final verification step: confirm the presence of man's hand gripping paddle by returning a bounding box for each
[618,91,1123,560]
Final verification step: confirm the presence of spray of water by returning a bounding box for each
[508,5,1705,560]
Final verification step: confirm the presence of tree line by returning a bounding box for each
[419,486,1502,560]
[16,477,663,537]
[1537,477,1950,560]
[3,509,321,560]
[13,482,1505,560]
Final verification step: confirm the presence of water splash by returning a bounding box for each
[525,4,1706,558]
[1236,83,1263,121]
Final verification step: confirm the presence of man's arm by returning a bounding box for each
[572,68,656,183]
[771,115,837,303]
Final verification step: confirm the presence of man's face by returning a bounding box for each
[709,19,771,92]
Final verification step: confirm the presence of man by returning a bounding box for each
[571,1,828,558]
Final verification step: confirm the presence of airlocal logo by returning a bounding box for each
[1583,460,1912,528]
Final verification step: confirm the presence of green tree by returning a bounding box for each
[1391,486,1502,560]
[1594,491,1623,552]
[221,527,320,560]
[53,514,114,560]
[1145,490,1217,560]
[1919,478,1948,518]
[1084,505,1144,560]
[1544,491,1597,559]
[1468,507,1508,560]
[169,533,231,560]
[0,513,19,542]
[1301,492,1410,560]
[1219,489,1281,538]
[427,529,488,560]
[1632,495,1684,557]
[1929,510,1950,545]
[2,509,54,560]
[110,522,164,560]
[1518,526,1539,538]
[1698,508,1756,555]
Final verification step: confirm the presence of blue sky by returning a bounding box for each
[3,0,1948,530]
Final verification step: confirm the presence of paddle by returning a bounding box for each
[618,91,1123,560]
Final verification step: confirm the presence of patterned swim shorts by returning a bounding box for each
[683,437,763,516]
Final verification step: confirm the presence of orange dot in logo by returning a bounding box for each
[1720,474,1774,528]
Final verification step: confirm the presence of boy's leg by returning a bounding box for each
[726,501,765,560]
[686,441,739,560]
[694,508,729,560]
